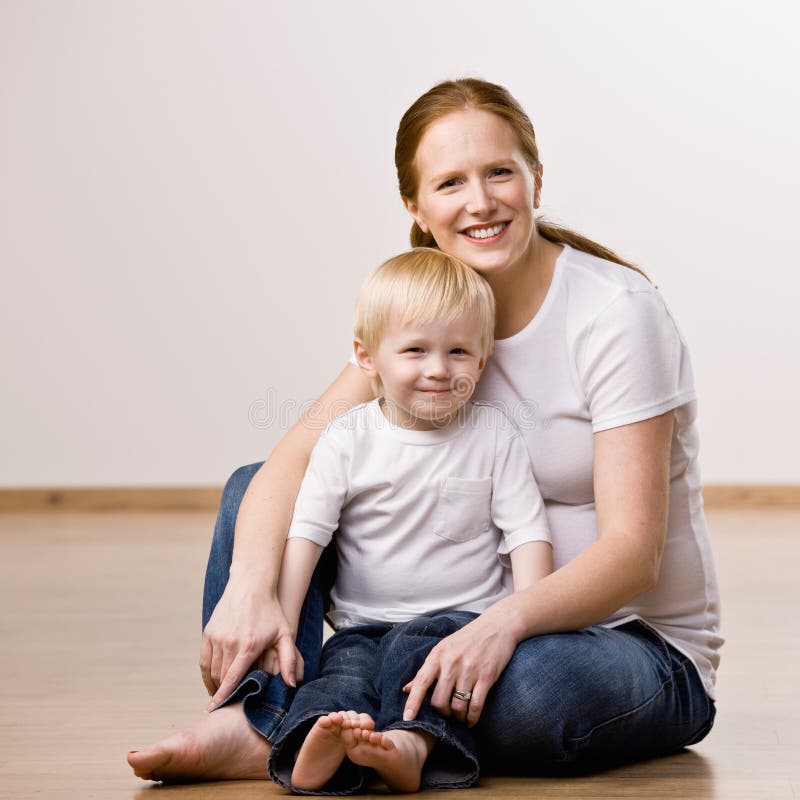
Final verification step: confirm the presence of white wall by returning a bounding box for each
[1,0,798,486]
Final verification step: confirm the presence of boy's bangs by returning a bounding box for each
[397,270,477,327]
[355,248,495,354]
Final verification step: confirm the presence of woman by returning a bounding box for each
[128,78,721,783]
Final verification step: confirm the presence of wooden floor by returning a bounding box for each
[0,509,797,799]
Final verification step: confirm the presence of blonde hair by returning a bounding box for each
[354,248,495,359]
[395,77,650,281]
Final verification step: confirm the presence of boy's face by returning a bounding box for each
[355,310,487,431]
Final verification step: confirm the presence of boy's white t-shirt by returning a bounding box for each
[466,245,722,697]
[287,400,551,630]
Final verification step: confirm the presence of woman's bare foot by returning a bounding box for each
[291,710,375,791]
[127,702,270,783]
[343,727,435,793]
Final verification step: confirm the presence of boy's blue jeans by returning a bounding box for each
[204,463,716,776]
[269,612,481,794]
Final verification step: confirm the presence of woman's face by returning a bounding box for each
[404,108,541,277]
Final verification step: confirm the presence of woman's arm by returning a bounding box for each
[200,363,374,706]
[402,410,674,727]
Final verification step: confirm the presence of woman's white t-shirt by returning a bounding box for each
[469,244,722,697]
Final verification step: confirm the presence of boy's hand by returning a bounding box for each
[261,644,305,684]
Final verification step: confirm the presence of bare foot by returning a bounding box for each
[291,710,375,791]
[343,727,435,793]
[127,702,270,783]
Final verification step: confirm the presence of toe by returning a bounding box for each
[357,713,375,730]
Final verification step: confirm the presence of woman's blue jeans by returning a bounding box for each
[269,612,481,794]
[203,463,716,774]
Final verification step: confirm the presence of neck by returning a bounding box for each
[378,396,459,432]
[485,232,562,340]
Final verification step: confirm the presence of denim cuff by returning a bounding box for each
[383,718,480,790]
[213,669,290,743]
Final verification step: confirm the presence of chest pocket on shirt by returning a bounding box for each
[433,476,493,543]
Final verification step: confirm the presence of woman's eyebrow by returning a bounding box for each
[426,169,459,186]
[427,159,516,185]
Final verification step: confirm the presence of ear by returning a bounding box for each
[402,195,429,234]
[353,339,377,377]
[533,162,544,210]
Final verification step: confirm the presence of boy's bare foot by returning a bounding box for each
[343,727,435,793]
[292,711,375,791]
[127,702,270,783]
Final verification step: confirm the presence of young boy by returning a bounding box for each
[268,248,552,794]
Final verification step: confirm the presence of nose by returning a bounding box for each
[423,353,449,380]
[465,180,497,216]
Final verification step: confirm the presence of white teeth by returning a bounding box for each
[465,223,505,239]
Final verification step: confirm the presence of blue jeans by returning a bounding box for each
[269,612,481,794]
[204,463,716,772]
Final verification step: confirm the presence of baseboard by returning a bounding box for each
[700,485,800,508]
[0,484,798,513]
[0,487,223,512]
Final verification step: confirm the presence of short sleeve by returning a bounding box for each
[579,290,696,432]
[492,429,552,559]
[287,428,350,547]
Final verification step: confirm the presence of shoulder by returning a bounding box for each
[561,244,653,292]
[562,245,657,313]
[559,246,679,341]
[319,400,378,446]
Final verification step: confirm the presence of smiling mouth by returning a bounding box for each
[462,222,509,240]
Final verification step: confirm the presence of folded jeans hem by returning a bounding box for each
[383,720,480,789]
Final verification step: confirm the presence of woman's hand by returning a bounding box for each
[200,568,300,709]
[402,611,518,727]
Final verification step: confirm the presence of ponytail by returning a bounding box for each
[536,219,651,282]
